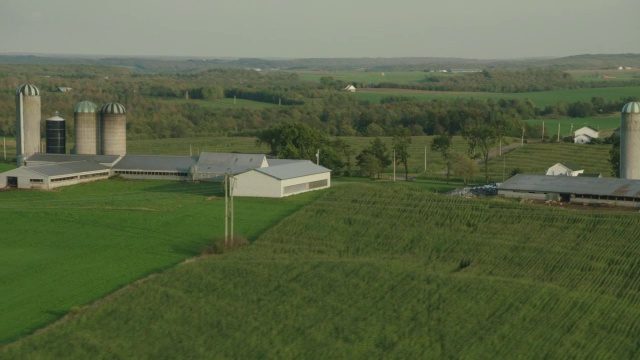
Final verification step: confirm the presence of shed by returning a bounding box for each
[234,161,330,198]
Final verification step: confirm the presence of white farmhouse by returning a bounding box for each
[574,126,599,144]
[546,162,584,176]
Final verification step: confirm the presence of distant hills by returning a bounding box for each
[0,53,639,72]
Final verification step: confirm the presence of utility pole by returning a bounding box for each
[393,149,396,181]
[230,176,234,243]
[503,153,506,182]
[224,174,228,246]
[3,137,5,161]
[542,121,545,141]
[424,145,427,173]
[190,144,192,157]
[316,149,320,165]
[557,123,560,142]
[499,139,502,156]
[521,126,525,147]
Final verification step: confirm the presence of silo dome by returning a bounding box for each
[16,84,40,96]
[74,101,97,113]
[101,102,126,115]
[622,102,640,114]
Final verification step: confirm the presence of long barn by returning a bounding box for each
[498,174,640,208]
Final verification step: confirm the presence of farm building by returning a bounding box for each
[574,126,599,144]
[112,155,196,181]
[234,160,330,198]
[343,84,356,92]
[0,152,331,197]
[498,174,640,208]
[546,162,584,176]
[0,161,110,190]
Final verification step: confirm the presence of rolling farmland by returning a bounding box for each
[5,183,640,358]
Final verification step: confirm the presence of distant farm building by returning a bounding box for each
[546,162,584,176]
[574,126,599,144]
[498,174,640,208]
[447,69,482,73]
[57,87,73,92]
[343,84,356,92]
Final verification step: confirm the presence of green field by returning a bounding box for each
[354,86,640,108]
[0,180,322,344]
[5,183,640,358]
[568,69,640,82]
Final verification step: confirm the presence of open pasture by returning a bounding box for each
[568,69,640,82]
[0,179,321,344]
[162,97,278,110]
[6,183,640,358]
[523,115,620,138]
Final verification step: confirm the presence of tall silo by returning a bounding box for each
[45,112,66,154]
[100,102,126,156]
[15,84,41,165]
[74,101,99,154]
[620,101,640,179]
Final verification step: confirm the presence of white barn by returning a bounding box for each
[574,126,599,144]
[546,162,584,176]
[234,160,330,198]
[343,84,356,92]
[0,161,110,190]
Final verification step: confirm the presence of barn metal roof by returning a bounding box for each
[26,161,110,177]
[196,152,266,174]
[499,174,640,198]
[114,155,197,171]
[26,153,122,166]
[254,161,331,180]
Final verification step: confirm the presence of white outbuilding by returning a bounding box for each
[574,126,599,144]
[546,162,584,176]
[233,160,331,198]
[343,84,356,92]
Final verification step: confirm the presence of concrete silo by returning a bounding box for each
[100,102,126,156]
[74,101,99,154]
[45,112,66,154]
[15,84,41,165]
[620,101,640,179]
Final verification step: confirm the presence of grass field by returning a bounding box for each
[5,183,640,358]
[567,69,640,82]
[0,179,323,344]
[354,86,640,108]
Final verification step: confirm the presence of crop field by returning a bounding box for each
[5,183,640,358]
[354,86,640,108]
[523,115,620,137]
[0,179,322,344]
[485,142,613,181]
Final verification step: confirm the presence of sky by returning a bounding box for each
[1,0,638,59]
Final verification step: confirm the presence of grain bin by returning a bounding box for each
[74,101,99,154]
[15,84,41,165]
[620,102,640,179]
[100,102,126,156]
[45,113,66,154]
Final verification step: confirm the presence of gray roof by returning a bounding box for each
[114,155,197,171]
[499,174,640,198]
[26,153,122,165]
[254,161,331,180]
[266,158,307,167]
[196,152,266,174]
[27,161,110,177]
